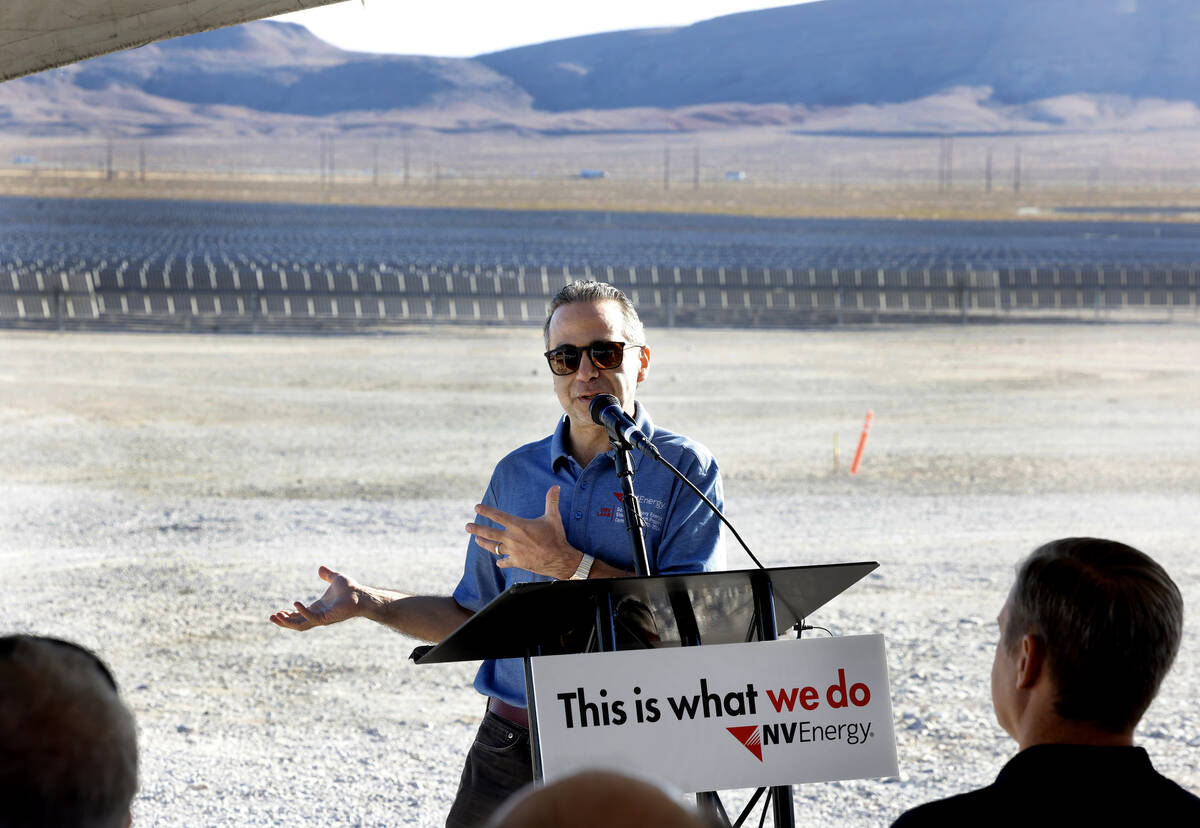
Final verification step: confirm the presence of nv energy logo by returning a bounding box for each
[596,491,668,531]
[725,670,875,762]
[727,725,765,760]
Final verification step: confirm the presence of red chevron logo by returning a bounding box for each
[727,725,762,761]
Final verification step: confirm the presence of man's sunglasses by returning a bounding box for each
[544,340,642,376]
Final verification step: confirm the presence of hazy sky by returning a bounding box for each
[273,1,815,57]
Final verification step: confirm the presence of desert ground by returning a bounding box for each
[6,127,1200,222]
[2,321,1198,826]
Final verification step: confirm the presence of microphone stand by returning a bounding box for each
[609,436,653,577]
[591,396,798,828]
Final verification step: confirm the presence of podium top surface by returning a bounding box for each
[416,561,877,664]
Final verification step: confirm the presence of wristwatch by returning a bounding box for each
[569,553,594,580]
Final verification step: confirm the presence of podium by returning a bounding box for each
[416,561,878,827]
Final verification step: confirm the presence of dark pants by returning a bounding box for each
[445,710,533,828]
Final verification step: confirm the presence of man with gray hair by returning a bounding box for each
[893,537,1199,825]
[272,280,725,826]
[0,635,138,828]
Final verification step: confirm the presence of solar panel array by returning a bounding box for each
[2,198,1198,329]
[4,257,1196,330]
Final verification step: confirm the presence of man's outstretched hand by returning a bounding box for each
[269,565,362,630]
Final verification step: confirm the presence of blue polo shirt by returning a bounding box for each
[451,402,725,707]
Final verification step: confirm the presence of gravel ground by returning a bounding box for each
[2,322,1198,826]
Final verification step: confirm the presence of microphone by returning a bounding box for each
[589,394,662,460]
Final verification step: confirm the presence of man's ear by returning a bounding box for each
[1015,634,1045,689]
[636,344,651,383]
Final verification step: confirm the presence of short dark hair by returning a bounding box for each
[1002,538,1183,733]
[0,635,138,828]
[543,280,645,347]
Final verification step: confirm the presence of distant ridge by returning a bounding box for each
[2,1,1200,137]
[478,0,1200,110]
[61,22,530,117]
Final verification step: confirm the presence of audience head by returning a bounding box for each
[998,538,1183,734]
[0,635,137,828]
[487,769,708,828]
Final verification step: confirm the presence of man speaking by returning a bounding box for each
[271,280,724,826]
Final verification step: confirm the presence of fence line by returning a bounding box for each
[2,264,1198,329]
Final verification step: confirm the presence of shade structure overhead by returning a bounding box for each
[0,0,348,82]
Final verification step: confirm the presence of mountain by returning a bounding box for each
[478,0,1200,110]
[2,0,1200,137]
[26,23,531,119]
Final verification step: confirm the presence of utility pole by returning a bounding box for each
[937,138,945,192]
[938,136,954,192]
[946,135,953,191]
[319,135,336,186]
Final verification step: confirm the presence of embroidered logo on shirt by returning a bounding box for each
[596,493,624,522]
[596,492,666,530]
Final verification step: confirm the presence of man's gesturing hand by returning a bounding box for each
[466,485,583,580]
[269,565,362,630]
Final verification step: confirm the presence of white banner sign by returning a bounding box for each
[529,634,897,792]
